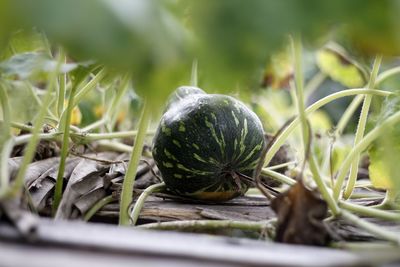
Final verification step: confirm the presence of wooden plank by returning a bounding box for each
[0,219,368,267]
[96,195,275,223]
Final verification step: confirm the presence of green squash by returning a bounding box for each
[152,87,266,201]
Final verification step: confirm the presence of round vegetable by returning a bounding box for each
[152,88,266,201]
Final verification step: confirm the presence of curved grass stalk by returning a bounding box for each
[261,168,296,185]
[190,59,198,87]
[343,56,382,199]
[339,201,400,221]
[119,98,152,225]
[14,132,62,146]
[83,195,115,221]
[53,82,79,214]
[56,48,66,118]
[264,89,392,167]
[26,82,58,121]
[96,140,133,153]
[335,95,364,136]
[81,119,106,132]
[266,161,297,171]
[0,82,12,190]
[106,74,130,130]
[341,210,400,245]
[71,130,155,142]
[334,110,400,200]
[0,139,14,191]
[129,182,165,225]
[291,35,340,215]
[0,82,11,136]
[10,122,34,132]
[73,68,107,106]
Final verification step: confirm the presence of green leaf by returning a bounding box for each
[0,29,48,61]
[316,45,366,88]
[1,81,40,123]
[368,97,400,191]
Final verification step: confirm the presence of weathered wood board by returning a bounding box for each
[0,219,370,267]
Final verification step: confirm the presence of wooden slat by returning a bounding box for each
[0,219,368,267]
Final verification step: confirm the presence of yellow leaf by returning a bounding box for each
[316,48,364,88]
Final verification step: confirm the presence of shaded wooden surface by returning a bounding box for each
[97,195,274,223]
[93,195,399,244]
[0,218,369,267]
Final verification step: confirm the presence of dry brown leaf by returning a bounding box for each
[271,181,330,246]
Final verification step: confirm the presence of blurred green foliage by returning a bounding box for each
[1,0,400,197]
[1,0,400,98]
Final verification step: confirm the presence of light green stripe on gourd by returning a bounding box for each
[194,153,208,163]
[164,148,178,161]
[163,162,174,168]
[172,139,182,148]
[231,110,240,126]
[205,116,225,154]
[240,143,263,164]
[179,122,186,132]
[161,121,171,136]
[176,163,214,175]
[235,118,248,160]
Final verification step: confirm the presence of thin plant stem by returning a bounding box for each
[309,156,340,215]
[41,31,52,57]
[70,130,156,142]
[339,200,400,221]
[291,35,340,215]
[106,74,130,130]
[341,210,400,245]
[53,82,79,214]
[97,140,133,153]
[57,48,66,117]
[10,122,34,132]
[73,68,107,106]
[119,98,152,226]
[334,110,400,200]
[190,59,198,87]
[58,69,105,130]
[129,182,166,225]
[0,139,14,190]
[83,195,115,221]
[26,82,58,121]
[139,219,276,234]
[264,89,392,167]
[266,161,297,171]
[291,35,308,150]
[0,82,11,135]
[335,95,364,136]
[14,132,62,146]
[0,82,11,189]
[81,119,106,132]
[344,56,382,199]
[261,168,296,186]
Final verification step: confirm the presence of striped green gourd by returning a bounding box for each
[152,86,266,201]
